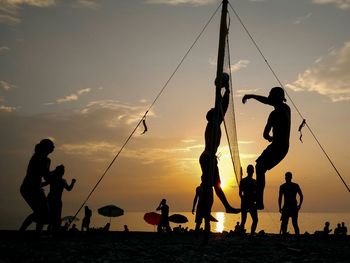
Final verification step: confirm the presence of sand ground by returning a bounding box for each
[0,231,349,263]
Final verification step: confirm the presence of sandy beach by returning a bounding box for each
[0,231,349,263]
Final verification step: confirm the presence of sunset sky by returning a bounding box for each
[0,0,349,229]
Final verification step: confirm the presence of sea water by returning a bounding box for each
[86,212,350,234]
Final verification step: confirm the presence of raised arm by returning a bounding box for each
[242,94,271,105]
[65,178,76,191]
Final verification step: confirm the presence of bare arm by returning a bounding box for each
[65,179,76,191]
[263,115,273,142]
[192,189,199,214]
[242,94,271,105]
[297,186,303,210]
[278,187,283,212]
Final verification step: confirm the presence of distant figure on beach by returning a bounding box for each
[334,223,342,235]
[239,164,258,235]
[323,221,332,235]
[124,225,129,232]
[81,206,92,231]
[47,165,76,233]
[156,199,171,233]
[243,87,291,210]
[200,73,240,215]
[192,183,213,233]
[70,223,79,232]
[234,222,240,233]
[103,222,110,232]
[341,222,347,235]
[19,139,56,232]
[278,172,303,236]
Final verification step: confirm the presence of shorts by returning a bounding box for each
[199,152,221,187]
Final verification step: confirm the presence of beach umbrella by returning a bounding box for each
[98,205,124,223]
[144,212,161,226]
[61,216,79,223]
[168,214,188,224]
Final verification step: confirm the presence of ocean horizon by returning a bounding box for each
[5,212,349,234]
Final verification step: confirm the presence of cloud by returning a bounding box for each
[0,0,99,25]
[0,80,15,91]
[0,46,10,54]
[312,0,350,10]
[286,41,350,102]
[293,12,312,25]
[49,88,92,104]
[73,0,99,9]
[0,0,55,25]
[0,105,16,112]
[145,0,218,6]
[230,60,250,73]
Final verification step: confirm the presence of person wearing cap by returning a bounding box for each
[242,87,291,210]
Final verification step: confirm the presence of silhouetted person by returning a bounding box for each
[279,172,303,236]
[103,222,110,232]
[70,223,79,233]
[200,73,240,215]
[19,139,55,232]
[239,165,258,235]
[341,222,347,235]
[124,225,129,232]
[47,165,76,233]
[156,199,171,233]
[192,184,214,232]
[334,223,342,235]
[323,221,332,235]
[234,221,240,233]
[192,183,213,233]
[243,87,291,209]
[81,206,92,231]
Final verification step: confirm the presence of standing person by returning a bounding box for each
[239,164,258,235]
[278,172,303,237]
[19,139,55,233]
[340,222,348,236]
[191,183,213,233]
[47,165,76,233]
[200,73,240,214]
[242,87,291,210]
[156,199,171,233]
[81,206,92,231]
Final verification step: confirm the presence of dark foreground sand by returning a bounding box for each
[0,231,349,263]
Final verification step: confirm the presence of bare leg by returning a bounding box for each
[292,216,300,236]
[214,185,240,214]
[19,213,36,231]
[255,163,266,210]
[250,209,258,235]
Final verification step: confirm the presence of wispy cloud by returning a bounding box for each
[0,0,99,25]
[48,88,92,104]
[293,12,312,25]
[231,60,250,73]
[286,41,350,102]
[0,0,55,25]
[73,0,99,9]
[145,0,218,6]
[0,80,15,91]
[0,105,16,112]
[312,0,350,10]
[0,46,10,54]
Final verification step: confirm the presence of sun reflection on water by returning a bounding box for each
[213,212,225,233]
